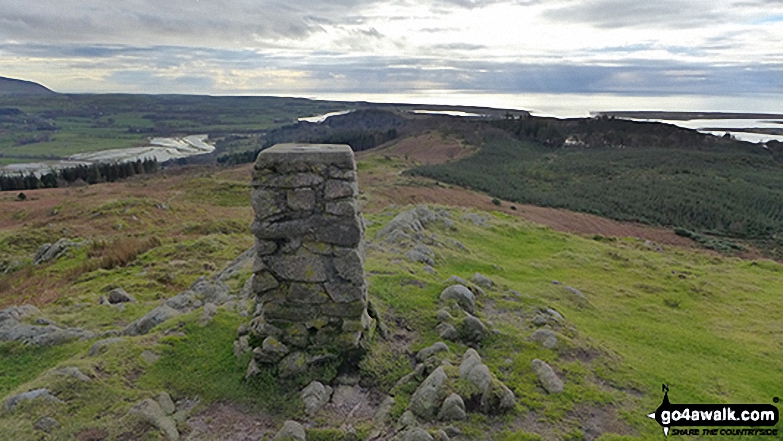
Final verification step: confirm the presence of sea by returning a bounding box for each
[311,91,783,143]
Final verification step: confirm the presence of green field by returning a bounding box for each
[0,94,354,162]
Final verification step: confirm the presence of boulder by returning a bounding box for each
[4,388,63,412]
[480,378,516,414]
[460,314,487,342]
[444,275,468,286]
[465,363,492,393]
[398,410,418,428]
[402,428,434,441]
[108,288,136,304]
[128,398,180,440]
[272,420,306,441]
[439,285,475,313]
[531,314,549,326]
[122,305,180,336]
[471,273,494,288]
[406,244,435,266]
[436,322,458,341]
[458,349,483,378]
[157,392,176,415]
[438,393,467,421]
[435,309,453,323]
[409,366,448,421]
[301,381,332,416]
[50,366,91,382]
[416,341,449,362]
[373,396,395,424]
[531,359,563,394]
[530,329,558,349]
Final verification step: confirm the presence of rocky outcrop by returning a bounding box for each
[0,305,93,346]
[4,388,62,411]
[33,238,84,265]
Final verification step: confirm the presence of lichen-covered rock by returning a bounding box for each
[439,285,475,313]
[373,396,395,424]
[406,244,435,265]
[465,363,492,393]
[438,393,467,421]
[87,337,126,357]
[530,329,558,349]
[416,341,449,362]
[471,273,494,288]
[436,322,459,341]
[480,378,516,414]
[531,359,564,394]
[33,238,82,265]
[278,351,308,378]
[157,392,176,415]
[445,275,468,286]
[272,420,306,441]
[122,305,180,336]
[435,309,453,323]
[409,366,448,421]
[460,314,487,342]
[128,398,180,440]
[301,381,332,416]
[4,388,62,412]
[254,336,290,364]
[50,366,91,382]
[459,348,482,378]
[401,428,434,441]
[398,410,418,428]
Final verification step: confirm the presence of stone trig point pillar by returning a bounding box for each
[248,144,372,374]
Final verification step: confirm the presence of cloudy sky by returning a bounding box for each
[1,0,782,109]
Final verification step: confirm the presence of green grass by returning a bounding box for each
[140,310,300,414]
[0,341,91,396]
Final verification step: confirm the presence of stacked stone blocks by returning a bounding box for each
[249,144,371,364]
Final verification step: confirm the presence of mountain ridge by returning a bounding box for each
[0,76,55,95]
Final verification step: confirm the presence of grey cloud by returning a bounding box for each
[543,0,726,29]
[0,0,384,46]
[431,43,487,50]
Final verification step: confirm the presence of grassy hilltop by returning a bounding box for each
[0,133,781,440]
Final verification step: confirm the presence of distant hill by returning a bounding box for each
[0,76,55,95]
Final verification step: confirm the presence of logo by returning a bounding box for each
[647,385,779,437]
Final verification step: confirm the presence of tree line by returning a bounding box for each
[0,158,159,192]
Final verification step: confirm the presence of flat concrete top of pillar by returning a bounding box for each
[255,143,355,170]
